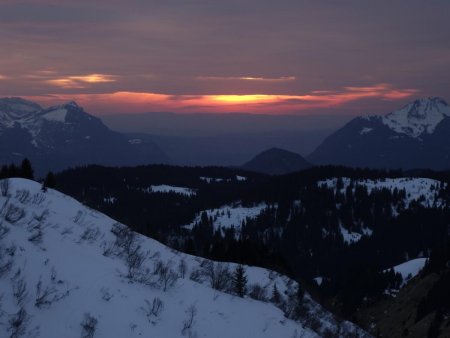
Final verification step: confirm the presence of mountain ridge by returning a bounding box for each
[307,97,450,170]
[0,98,169,175]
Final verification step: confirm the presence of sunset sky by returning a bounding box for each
[0,0,449,115]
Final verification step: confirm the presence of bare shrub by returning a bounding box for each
[108,223,155,284]
[73,211,84,224]
[8,307,29,338]
[0,179,9,197]
[200,261,231,291]
[0,246,13,277]
[60,226,73,236]
[4,204,25,224]
[100,287,113,302]
[34,278,71,308]
[248,283,267,301]
[12,274,28,306]
[5,243,16,257]
[0,222,10,239]
[33,210,49,223]
[178,259,187,278]
[101,240,116,257]
[141,297,164,324]
[28,230,43,245]
[16,190,30,204]
[126,244,146,280]
[0,260,13,277]
[108,223,137,259]
[79,227,101,243]
[31,193,46,206]
[189,269,204,283]
[303,312,322,334]
[182,305,197,337]
[154,260,178,291]
[81,313,98,338]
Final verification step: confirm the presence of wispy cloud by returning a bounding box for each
[0,74,7,80]
[197,76,296,82]
[45,74,117,89]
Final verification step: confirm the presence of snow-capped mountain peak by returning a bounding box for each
[0,97,42,117]
[381,97,450,137]
[65,100,80,108]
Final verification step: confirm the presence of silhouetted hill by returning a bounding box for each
[242,148,311,175]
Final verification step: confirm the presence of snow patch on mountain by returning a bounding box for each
[340,225,363,244]
[146,185,196,196]
[41,108,68,123]
[381,97,450,138]
[385,258,427,286]
[359,127,373,135]
[392,258,427,283]
[0,178,367,337]
[200,177,230,183]
[184,203,270,236]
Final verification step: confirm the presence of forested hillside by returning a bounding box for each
[50,164,450,319]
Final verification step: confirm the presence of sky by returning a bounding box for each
[0,0,449,116]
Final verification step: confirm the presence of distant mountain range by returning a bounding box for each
[3,96,450,175]
[242,147,311,175]
[308,97,450,170]
[0,98,169,175]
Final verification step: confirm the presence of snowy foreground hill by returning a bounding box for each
[0,179,368,338]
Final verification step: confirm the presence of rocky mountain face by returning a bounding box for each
[0,98,169,175]
[308,97,450,170]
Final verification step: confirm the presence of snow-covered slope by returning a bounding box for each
[0,178,367,338]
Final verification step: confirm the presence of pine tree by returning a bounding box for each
[233,264,247,297]
[20,158,34,180]
[271,283,281,304]
[44,172,56,189]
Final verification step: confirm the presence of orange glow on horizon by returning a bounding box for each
[25,84,419,115]
[210,94,281,104]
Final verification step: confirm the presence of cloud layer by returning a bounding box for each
[0,0,449,115]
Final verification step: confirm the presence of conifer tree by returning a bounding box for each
[271,283,281,304]
[20,158,34,180]
[44,171,56,189]
[233,264,247,297]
